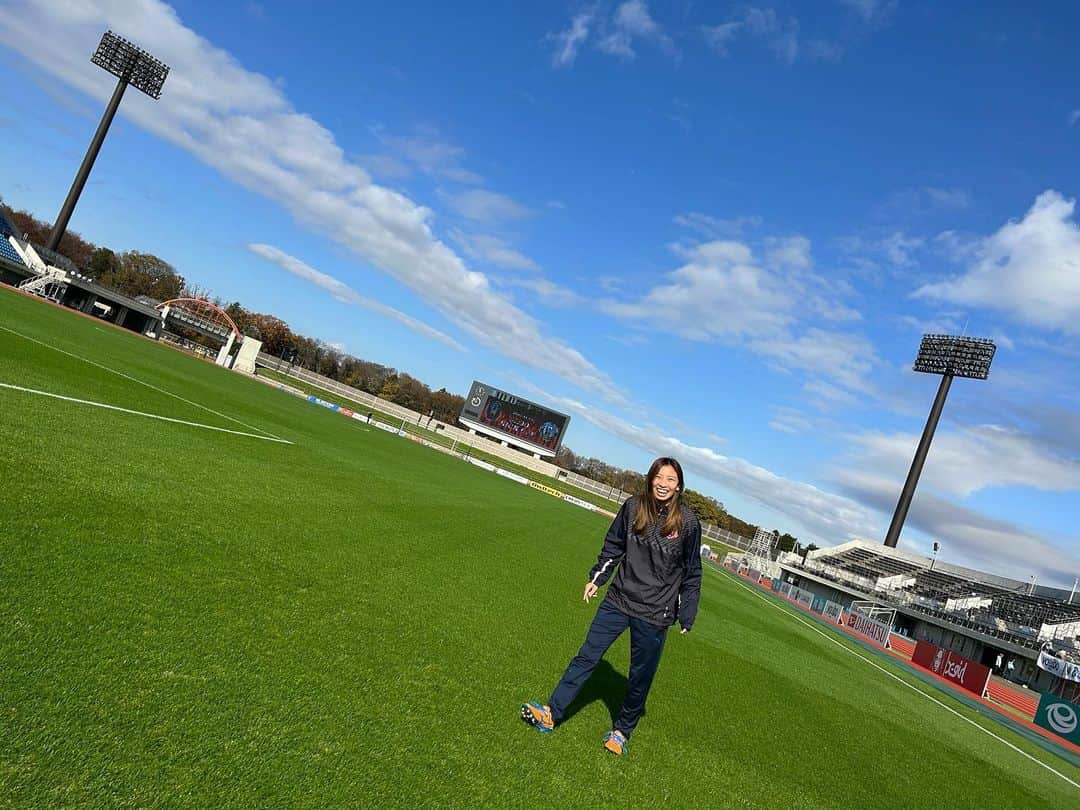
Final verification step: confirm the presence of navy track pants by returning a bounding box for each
[548,600,668,737]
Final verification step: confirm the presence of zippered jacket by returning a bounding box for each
[587,496,703,630]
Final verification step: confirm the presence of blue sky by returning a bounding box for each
[1,0,1079,585]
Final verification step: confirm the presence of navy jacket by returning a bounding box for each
[587,496,703,630]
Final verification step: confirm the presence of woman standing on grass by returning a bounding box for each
[521,457,702,756]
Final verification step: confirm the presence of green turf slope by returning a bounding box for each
[2,286,1077,807]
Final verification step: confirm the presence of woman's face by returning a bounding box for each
[651,464,679,502]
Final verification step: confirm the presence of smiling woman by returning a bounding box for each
[521,456,702,756]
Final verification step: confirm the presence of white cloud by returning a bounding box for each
[248,244,466,351]
[367,127,482,184]
[1070,109,1080,126]
[527,387,880,543]
[832,470,1079,586]
[915,190,1080,333]
[752,328,877,394]
[549,10,593,68]
[764,235,811,270]
[448,230,539,271]
[601,238,877,391]
[844,423,1080,499]
[769,406,814,434]
[674,212,762,239]
[840,231,925,269]
[0,0,625,403]
[598,0,676,60]
[741,7,800,64]
[700,22,741,56]
[445,188,532,223]
[498,276,583,308]
[803,379,859,410]
[923,186,971,209]
[704,4,892,65]
[837,0,898,25]
[602,240,790,339]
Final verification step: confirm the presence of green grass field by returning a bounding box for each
[2,285,1078,807]
[255,365,621,512]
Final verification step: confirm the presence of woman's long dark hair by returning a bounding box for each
[633,457,685,537]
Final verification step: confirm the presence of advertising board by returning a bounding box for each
[1038,651,1080,684]
[823,601,845,624]
[911,640,991,697]
[846,609,892,648]
[529,481,564,498]
[1033,691,1080,745]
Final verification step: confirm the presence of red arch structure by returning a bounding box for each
[157,298,241,338]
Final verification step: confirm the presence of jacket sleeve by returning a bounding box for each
[678,517,703,631]
[587,498,632,587]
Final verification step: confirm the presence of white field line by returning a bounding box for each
[0,324,286,441]
[0,382,293,445]
[707,566,1080,790]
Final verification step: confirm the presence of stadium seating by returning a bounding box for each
[0,213,26,267]
[0,236,24,266]
[798,540,1080,650]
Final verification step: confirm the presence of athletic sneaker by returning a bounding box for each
[520,702,554,732]
[602,729,627,756]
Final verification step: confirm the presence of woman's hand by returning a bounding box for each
[583,582,599,603]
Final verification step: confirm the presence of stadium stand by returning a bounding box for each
[0,236,23,266]
[796,540,1080,652]
[0,211,26,268]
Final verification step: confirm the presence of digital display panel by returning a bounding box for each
[458,381,570,454]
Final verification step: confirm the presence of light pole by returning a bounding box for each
[930,541,940,570]
[883,334,996,548]
[47,31,169,252]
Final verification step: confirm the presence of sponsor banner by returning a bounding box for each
[349,412,367,422]
[823,601,845,625]
[372,421,404,435]
[495,468,530,485]
[562,494,598,512]
[467,458,497,472]
[307,394,339,411]
[1038,651,1080,684]
[847,609,892,649]
[778,583,792,597]
[796,590,814,609]
[747,569,761,583]
[529,481,564,498]
[811,595,828,615]
[1034,691,1080,745]
[911,640,991,697]
[771,578,782,592]
[339,408,355,418]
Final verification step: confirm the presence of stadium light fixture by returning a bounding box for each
[883,334,996,549]
[46,31,169,252]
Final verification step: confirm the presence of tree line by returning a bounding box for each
[2,199,803,546]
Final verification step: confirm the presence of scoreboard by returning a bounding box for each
[458,381,570,457]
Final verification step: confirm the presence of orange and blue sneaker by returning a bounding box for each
[520,702,554,733]
[602,729,627,756]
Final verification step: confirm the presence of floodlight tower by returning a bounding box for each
[883,334,996,548]
[46,31,169,252]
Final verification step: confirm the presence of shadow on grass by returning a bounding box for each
[558,660,628,728]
